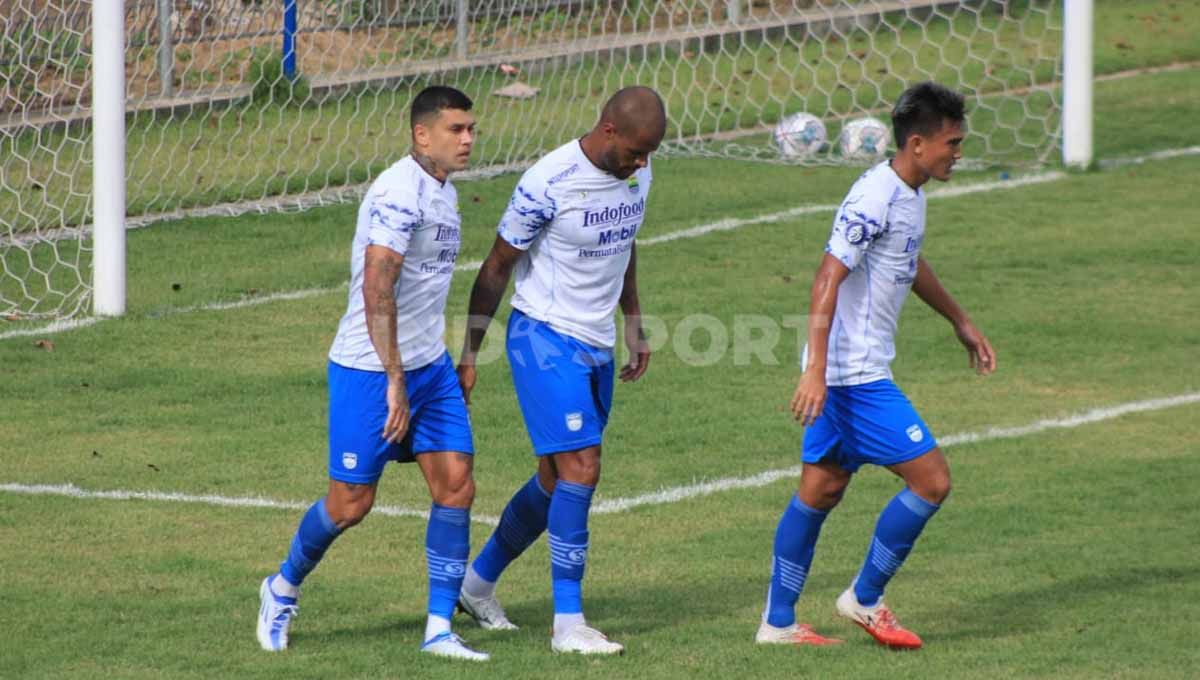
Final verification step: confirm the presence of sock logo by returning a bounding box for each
[567,548,588,563]
[342,452,358,470]
[905,425,923,443]
[565,412,583,432]
[443,562,466,576]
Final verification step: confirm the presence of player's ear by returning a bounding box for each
[412,121,430,149]
[909,133,924,157]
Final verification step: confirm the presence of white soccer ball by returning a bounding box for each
[773,112,827,159]
[838,117,890,161]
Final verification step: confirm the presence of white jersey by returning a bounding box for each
[818,160,927,386]
[497,140,652,349]
[328,156,462,372]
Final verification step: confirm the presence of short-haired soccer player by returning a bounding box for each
[255,86,489,661]
[756,81,997,650]
[453,86,665,655]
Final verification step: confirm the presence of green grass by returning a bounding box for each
[2,65,1200,677]
[3,11,1200,676]
[5,0,1199,236]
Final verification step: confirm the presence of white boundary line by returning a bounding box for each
[590,391,1200,515]
[1099,145,1200,169]
[3,392,1197,522]
[0,168,1064,341]
[0,482,500,527]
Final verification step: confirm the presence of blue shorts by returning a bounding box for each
[327,352,474,484]
[507,309,615,456]
[801,379,937,473]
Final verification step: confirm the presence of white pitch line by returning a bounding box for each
[588,391,1200,515]
[0,316,99,340]
[1098,145,1200,169]
[0,482,500,526]
[3,392,1197,522]
[640,169,1064,246]
[0,169,1064,341]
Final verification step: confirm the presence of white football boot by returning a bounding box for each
[457,590,519,631]
[420,632,490,661]
[551,624,625,655]
[256,576,300,652]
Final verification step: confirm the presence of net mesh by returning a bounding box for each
[1,0,1061,318]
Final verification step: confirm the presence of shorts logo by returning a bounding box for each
[342,452,358,470]
[565,412,584,432]
[905,425,924,443]
[567,548,588,563]
[443,563,466,576]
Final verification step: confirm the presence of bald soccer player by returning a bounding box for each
[453,87,666,655]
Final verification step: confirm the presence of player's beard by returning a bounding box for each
[601,146,632,179]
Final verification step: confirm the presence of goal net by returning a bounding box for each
[1,0,1061,319]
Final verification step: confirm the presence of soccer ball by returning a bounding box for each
[773,112,827,159]
[838,117,890,161]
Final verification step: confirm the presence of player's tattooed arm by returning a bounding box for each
[364,244,411,441]
[363,244,405,376]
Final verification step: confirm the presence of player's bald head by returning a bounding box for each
[599,86,667,143]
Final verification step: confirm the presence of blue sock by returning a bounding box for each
[426,504,471,621]
[854,488,940,607]
[548,481,594,615]
[765,495,828,627]
[471,474,552,583]
[279,497,342,586]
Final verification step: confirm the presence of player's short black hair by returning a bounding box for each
[410,86,473,130]
[891,81,966,149]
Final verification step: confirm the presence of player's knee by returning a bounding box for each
[824,484,849,507]
[810,484,846,510]
[801,476,849,510]
[325,483,377,529]
[433,474,475,508]
[930,477,952,504]
[912,476,951,505]
[537,462,558,495]
[557,456,601,486]
[330,496,374,529]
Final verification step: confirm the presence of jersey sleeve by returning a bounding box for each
[365,184,422,256]
[825,190,889,271]
[497,169,557,251]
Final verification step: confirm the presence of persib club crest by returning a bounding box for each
[565,412,584,432]
[626,176,640,195]
[905,424,924,443]
[342,452,358,470]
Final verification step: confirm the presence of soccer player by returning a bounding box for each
[452,86,664,655]
[256,86,489,661]
[756,82,997,650]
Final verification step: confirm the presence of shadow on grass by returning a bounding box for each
[933,565,1199,642]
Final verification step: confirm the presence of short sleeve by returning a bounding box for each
[497,170,557,251]
[825,191,889,271]
[366,186,422,256]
